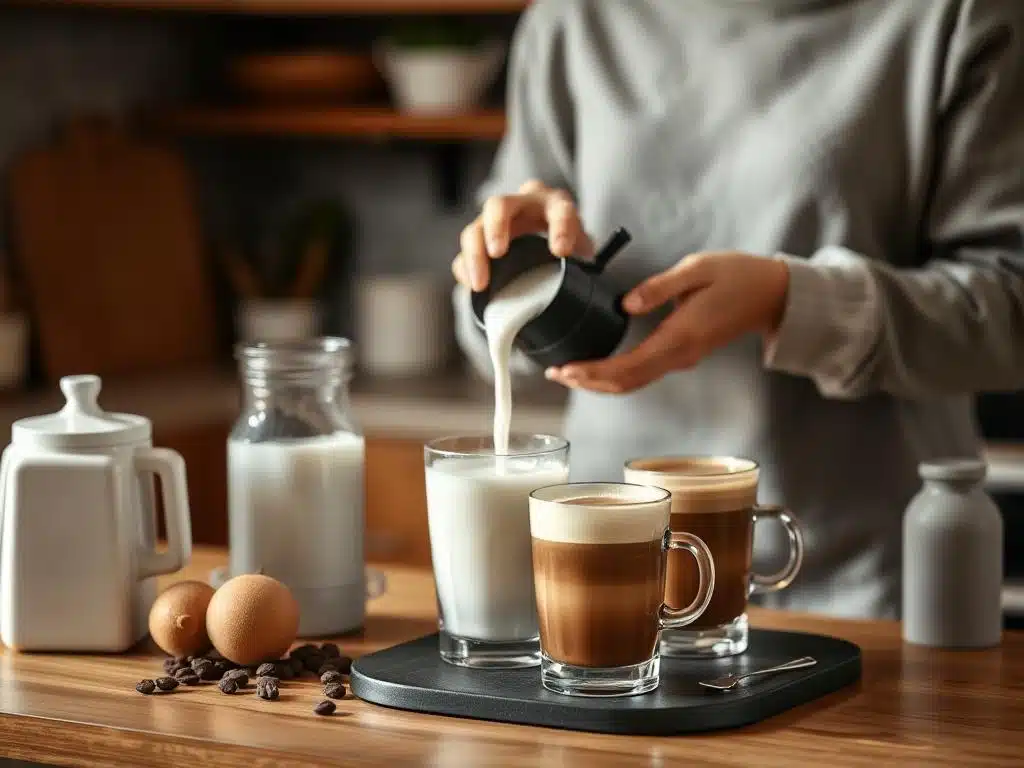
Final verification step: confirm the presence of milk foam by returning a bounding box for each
[624,459,759,515]
[529,483,671,545]
[483,262,562,455]
[425,456,569,641]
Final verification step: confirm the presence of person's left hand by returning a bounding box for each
[544,251,790,394]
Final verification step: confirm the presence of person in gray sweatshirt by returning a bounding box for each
[450,0,1024,620]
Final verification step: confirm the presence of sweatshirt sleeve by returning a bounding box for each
[764,0,1024,400]
[453,1,577,382]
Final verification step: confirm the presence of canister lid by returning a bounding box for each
[11,374,151,449]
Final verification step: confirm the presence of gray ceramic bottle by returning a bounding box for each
[902,459,1003,648]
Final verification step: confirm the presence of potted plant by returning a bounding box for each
[223,199,353,345]
[375,19,506,115]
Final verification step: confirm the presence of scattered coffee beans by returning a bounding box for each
[288,656,306,677]
[291,644,318,658]
[317,662,338,677]
[335,656,353,675]
[155,677,179,692]
[314,700,336,716]
[256,663,277,678]
[213,661,230,678]
[320,643,341,659]
[320,670,343,685]
[256,677,280,701]
[177,672,201,686]
[323,681,346,700]
[174,666,196,680]
[136,679,156,695]
[191,658,216,680]
[275,662,295,681]
[218,678,239,695]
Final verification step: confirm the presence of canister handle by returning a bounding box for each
[134,447,192,580]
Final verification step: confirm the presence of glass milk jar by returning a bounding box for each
[228,337,366,637]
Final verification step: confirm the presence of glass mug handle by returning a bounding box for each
[658,531,716,630]
[749,504,804,595]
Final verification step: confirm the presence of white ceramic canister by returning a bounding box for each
[0,375,192,651]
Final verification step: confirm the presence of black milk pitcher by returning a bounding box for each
[470,227,633,368]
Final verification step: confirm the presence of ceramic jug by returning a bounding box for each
[0,374,192,651]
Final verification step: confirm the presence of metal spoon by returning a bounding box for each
[698,656,818,691]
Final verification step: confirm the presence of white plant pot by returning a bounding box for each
[237,299,322,344]
[375,41,506,114]
[0,312,28,391]
[355,273,452,377]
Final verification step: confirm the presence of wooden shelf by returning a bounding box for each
[7,0,528,14]
[155,105,506,140]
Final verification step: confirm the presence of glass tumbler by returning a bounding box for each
[424,434,569,668]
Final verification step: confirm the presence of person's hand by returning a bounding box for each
[545,251,790,394]
[452,180,593,292]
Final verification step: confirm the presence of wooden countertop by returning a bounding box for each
[1,548,1021,767]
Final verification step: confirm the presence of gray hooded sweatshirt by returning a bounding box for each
[453,0,1024,619]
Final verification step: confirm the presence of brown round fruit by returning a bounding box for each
[148,581,216,658]
[205,574,299,667]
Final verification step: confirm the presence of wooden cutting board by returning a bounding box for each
[8,117,219,380]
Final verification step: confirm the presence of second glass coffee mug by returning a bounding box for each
[529,482,715,697]
[624,457,804,658]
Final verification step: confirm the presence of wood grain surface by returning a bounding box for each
[1,547,1021,768]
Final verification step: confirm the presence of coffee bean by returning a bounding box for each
[163,657,183,673]
[274,662,294,680]
[224,669,249,687]
[321,670,343,685]
[314,700,336,716]
[290,643,318,658]
[155,677,179,692]
[256,677,279,701]
[256,663,277,678]
[335,656,353,675]
[317,662,338,677]
[323,681,346,700]
[320,643,341,659]
[177,672,201,686]
[288,656,306,677]
[136,679,156,695]
[174,666,197,679]
[303,653,326,673]
[212,661,230,678]
[218,678,239,695]
[191,658,215,679]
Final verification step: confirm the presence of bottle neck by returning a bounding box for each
[923,476,982,495]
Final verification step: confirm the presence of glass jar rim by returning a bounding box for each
[235,336,354,375]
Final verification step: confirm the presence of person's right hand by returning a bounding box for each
[452,179,593,292]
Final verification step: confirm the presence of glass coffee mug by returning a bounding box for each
[528,482,715,697]
[624,457,804,658]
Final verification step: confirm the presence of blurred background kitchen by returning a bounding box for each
[0,1,1021,625]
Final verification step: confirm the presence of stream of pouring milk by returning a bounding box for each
[483,262,563,459]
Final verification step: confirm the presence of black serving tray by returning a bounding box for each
[350,629,861,735]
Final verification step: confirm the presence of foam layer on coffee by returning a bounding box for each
[529,483,670,544]
[624,457,758,514]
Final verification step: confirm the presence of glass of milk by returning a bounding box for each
[425,433,569,668]
[228,337,378,637]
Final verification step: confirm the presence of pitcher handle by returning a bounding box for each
[135,447,192,580]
